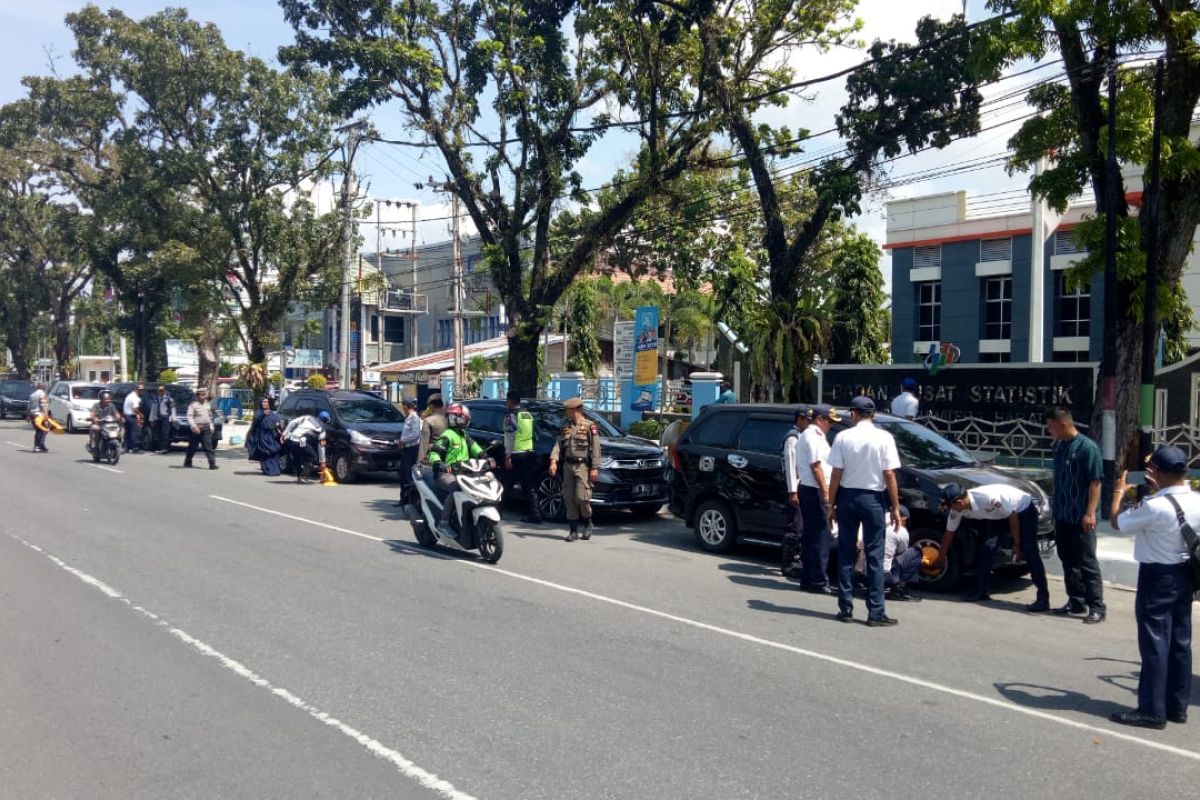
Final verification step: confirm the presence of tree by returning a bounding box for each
[564,278,602,377]
[827,228,889,364]
[280,0,724,396]
[979,0,1200,462]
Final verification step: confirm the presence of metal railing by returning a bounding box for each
[917,413,1089,467]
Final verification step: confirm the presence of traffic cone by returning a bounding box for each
[319,465,338,486]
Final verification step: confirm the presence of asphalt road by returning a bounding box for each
[2,419,1198,799]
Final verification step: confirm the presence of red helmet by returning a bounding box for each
[445,402,471,429]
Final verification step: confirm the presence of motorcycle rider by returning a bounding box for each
[89,390,122,453]
[282,410,330,483]
[426,403,484,532]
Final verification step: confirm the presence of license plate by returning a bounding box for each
[633,483,658,498]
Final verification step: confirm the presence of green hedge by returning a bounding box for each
[627,419,664,440]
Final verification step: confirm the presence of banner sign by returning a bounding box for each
[613,320,635,382]
[164,339,199,370]
[290,349,323,369]
[818,363,1097,424]
[633,306,659,386]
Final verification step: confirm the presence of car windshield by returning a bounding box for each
[333,395,404,423]
[71,386,103,400]
[877,418,975,469]
[2,381,33,395]
[164,387,194,409]
[534,406,622,437]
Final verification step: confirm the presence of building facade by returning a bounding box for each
[887,182,1200,365]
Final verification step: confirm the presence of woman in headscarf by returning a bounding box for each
[246,396,283,476]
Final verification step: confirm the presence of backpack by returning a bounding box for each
[1162,494,1200,600]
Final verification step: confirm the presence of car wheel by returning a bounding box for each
[66,415,75,434]
[0,408,6,420]
[278,450,291,474]
[693,499,738,553]
[913,529,962,591]
[536,472,566,522]
[631,503,663,519]
[331,450,354,484]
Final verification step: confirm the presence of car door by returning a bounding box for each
[730,415,795,534]
[674,410,743,508]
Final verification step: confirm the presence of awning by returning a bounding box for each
[377,334,564,375]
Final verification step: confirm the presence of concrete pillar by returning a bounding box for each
[690,371,724,420]
[598,377,615,412]
[439,370,456,404]
[481,372,505,399]
[555,371,583,402]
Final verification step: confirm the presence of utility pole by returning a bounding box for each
[1139,59,1166,477]
[376,200,383,371]
[1028,157,1046,362]
[1100,37,1119,508]
[336,120,367,391]
[451,192,464,388]
[411,200,420,358]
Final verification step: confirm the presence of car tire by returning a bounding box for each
[66,415,75,434]
[631,503,663,519]
[536,472,567,522]
[0,408,6,420]
[693,499,738,553]
[331,450,354,484]
[912,528,962,592]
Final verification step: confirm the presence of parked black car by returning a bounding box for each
[0,379,33,419]
[277,389,407,482]
[669,404,1056,590]
[108,383,225,449]
[462,399,668,521]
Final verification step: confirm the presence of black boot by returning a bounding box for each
[581,519,593,540]
[565,525,579,542]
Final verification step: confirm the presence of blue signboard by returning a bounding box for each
[631,306,659,411]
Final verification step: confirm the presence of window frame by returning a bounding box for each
[915,281,942,342]
[1056,272,1091,338]
[981,275,1013,340]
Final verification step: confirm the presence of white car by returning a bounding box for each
[48,381,106,433]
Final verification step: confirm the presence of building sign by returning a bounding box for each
[818,363,1098,423]
[165,339,199,370]
[289,349,323,369]
[613,320,635,381]
[634,306,659,386]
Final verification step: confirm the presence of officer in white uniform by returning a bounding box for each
[781,405,811,578]
[797,404,840,593]
[828,395,903,626]
[889,377,920,420]
[1107,446,1197,729]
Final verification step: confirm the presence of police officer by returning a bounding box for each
[827,395,903,626]
[1107,446,1197,729]
[798,404,841,594]
[505,391,542,524]
[549,397,601,542]
[781,405,811,579]
[418,394,447,464]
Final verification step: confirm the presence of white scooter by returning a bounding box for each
[406,458,505,563]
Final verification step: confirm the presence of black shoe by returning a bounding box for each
[963,592,992,603]
[209,464,219,470]
[1026,599,1051,613]
[521,516,543,524]
[866,615,899,627]
[1082,610,1106,624]
[804,585,836,595]
[1053,603,1086,616]
[1168,711,1188,724]
[1110,711,1166,730]
[887,588,921,602]
[836,610,853,623]
[565,530,579,542]
[183,462,193,468]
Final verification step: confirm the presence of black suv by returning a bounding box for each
[669,404,1055,590]
[277,389,407,482]
[462,399,668,521]
[0,379,33,419]
[108,383,225,449]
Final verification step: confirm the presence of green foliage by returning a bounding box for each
[157,369,178,384]
[828,229,890,364]
[218,361,237,379]
[306,373,328,390]
[269,372,285,389]
[627,419,664,440]
[564,279,602,377]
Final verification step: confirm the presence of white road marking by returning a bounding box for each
[88,464,124,474]
[9,534,476,800]
[6,441,26,448]
[212,493,1200,765]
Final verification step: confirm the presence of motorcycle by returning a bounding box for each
[87,419,123,465]
[406,458,505,563]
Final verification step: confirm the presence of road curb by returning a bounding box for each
[1043,553,1137,593]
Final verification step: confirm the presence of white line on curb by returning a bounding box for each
[9,533,477,800]
[210,493,1200,765]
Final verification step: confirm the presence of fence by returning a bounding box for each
[918,414,1080,467]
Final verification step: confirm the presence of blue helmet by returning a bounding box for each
[317,410,331,423]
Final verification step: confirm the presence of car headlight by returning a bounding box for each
[349,429,371,446]
[72,403,89,412]
[599,456,615,469]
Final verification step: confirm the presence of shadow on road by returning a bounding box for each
[746,598,840,622]
[994,681,1129,721]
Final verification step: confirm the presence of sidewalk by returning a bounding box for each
[1041,519,1138,591]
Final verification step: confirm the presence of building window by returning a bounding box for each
[438,319,452,350]
[914,245,942,269]
[982,276,1012,340]
[1053,229,1085,255]
[1052,350,1090,363]
[383,316,405,344]
[980,237,1012,262]
[916,281,941,342]
[1057,273,1091,337]
[369,314,379,344]
[979,352,1011,363]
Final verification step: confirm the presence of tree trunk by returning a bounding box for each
[7,337,30,378]
[507,317,542,398]
[53,321,71,378]
[197,317,221,396]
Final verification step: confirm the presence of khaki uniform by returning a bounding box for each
[551,418,602,521]
[418,411,447,464]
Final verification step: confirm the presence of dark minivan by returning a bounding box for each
[669,404,1055,590]
[108,382,226,449]
[463,399,668,521]
[0,379,34,419]
[277,389,407,482]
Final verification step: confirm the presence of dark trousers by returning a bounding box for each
[837,488,887,619]
[1055,519,1106,613]
[1134,562,1193,720]
[124,414,141,451]
[155,417,172,451]
[974,522,1002,596]
[975,508,1050,599]
[799,486,831,588]
[512,451,542,520]
[33,426,47,451]
[887,546,923,587]
[781,499,804,576]
[184,426,215,467]
[397,446,418,501]
[436,472,460,522]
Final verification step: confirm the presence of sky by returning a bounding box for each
[0,0,1032,291]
